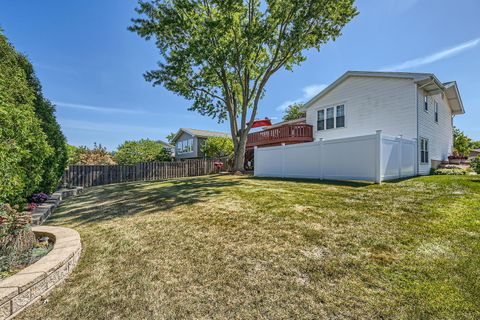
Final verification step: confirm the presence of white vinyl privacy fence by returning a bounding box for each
[254,131,417,183]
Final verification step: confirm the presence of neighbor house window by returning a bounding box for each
[177,139,193,154]
[420,138,429,164]
[326,107,335,129]
[336,105,345,128]
[317,109,325,131]
[317,104,345,131]
[434,100,439,123]
[424,95,428,111]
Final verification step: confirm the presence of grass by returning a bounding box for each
[17,174,480,319]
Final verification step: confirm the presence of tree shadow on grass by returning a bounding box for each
[248,176,373,188]
[46,177,240,227]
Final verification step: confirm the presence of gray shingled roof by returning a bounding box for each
[171,128,230,143]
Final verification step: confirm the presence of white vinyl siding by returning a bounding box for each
[306,76,416,141]
[417,90,453,174]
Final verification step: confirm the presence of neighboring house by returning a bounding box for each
[171,128,230,160]
[302,71,465,174]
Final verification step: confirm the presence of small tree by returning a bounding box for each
[453,127,472,157]
[130,0,358,171]
[115,139,171,165]
[201,137,234,159]
[166,132,176,145]
[282,103,306,121]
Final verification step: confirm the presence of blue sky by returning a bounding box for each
[1,0,479,150]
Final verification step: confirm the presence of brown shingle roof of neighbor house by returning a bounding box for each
[171,128,230,143]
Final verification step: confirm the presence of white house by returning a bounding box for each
[302,71,465,174]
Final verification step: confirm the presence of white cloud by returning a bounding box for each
[54,101,158,115]
[276,84,327,111]
[380,37,480,72]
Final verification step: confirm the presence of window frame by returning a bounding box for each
[420,137,429,164]
[424,95,429,112]
[434,100,439,123]
[176,138,194,154]
[315,102,347,131]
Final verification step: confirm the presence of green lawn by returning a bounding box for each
[19,175,480,319]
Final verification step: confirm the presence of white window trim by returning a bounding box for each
[434,100,439,124]
[424,94,429,113]
[176,138,194,154]
[420,137,429,164]
[315,102,347,132]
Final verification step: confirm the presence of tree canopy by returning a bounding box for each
[0,31,52,205]
[114,139,171,164]
[201,137,234,159]
[453,127,473,156]
[68,143,116,165]
[130,0,358,170]
[282,103,306,121]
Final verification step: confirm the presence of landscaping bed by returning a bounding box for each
[14,175,480,319]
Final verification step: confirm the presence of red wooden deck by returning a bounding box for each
[246,124,314,149]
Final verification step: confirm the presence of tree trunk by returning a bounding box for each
[232,132,248,172]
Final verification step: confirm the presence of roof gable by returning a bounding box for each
[171,128,230,143]
[302,71,464,115]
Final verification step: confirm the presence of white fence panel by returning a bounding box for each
[254,131,417,183]
[323,135,377,181]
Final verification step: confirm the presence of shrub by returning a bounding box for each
[115,139,171,164]
[0,204,36,273]
[0,31,52,205]
[432,168,467,175]
[471,156,480,174]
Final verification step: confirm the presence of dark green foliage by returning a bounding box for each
[453,127,472,156]
[114,139,171,164]
[0,31,52,205]
[282,103,306,121]
[471,156,480,174]
[17,57,68,193]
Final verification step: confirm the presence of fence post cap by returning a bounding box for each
[376,130,382,134]
[281,143,286,146]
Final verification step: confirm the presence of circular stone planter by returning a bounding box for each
[0,226,81,320]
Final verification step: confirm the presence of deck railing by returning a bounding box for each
[246,124,313,148]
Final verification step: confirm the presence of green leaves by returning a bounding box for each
[130,0,357,170]
[114,139,172,164]
[201,136,234,159]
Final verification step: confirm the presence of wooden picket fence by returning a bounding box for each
[62,159,228,188]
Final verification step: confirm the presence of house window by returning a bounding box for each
[326,107,335,129]
[424,95,428,111]
[317,104,346,131]
[317,110,324,131]
[420,138,429,164]
[434,100,439,123]
[176,139,193,154]
[336,105,345,128]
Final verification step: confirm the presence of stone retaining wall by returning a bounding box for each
[0,226,81,319]
[32,187,83,226]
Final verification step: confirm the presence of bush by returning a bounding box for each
[471,156,480,174]
[0,204,36,274]
[0,31,52,205]
[114,139,171,164]
[431,168,467,175]
[18,57,68,194]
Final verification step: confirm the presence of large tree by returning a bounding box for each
[114,139,171,164]
[130,0,357,171]
[282,102,306,121]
